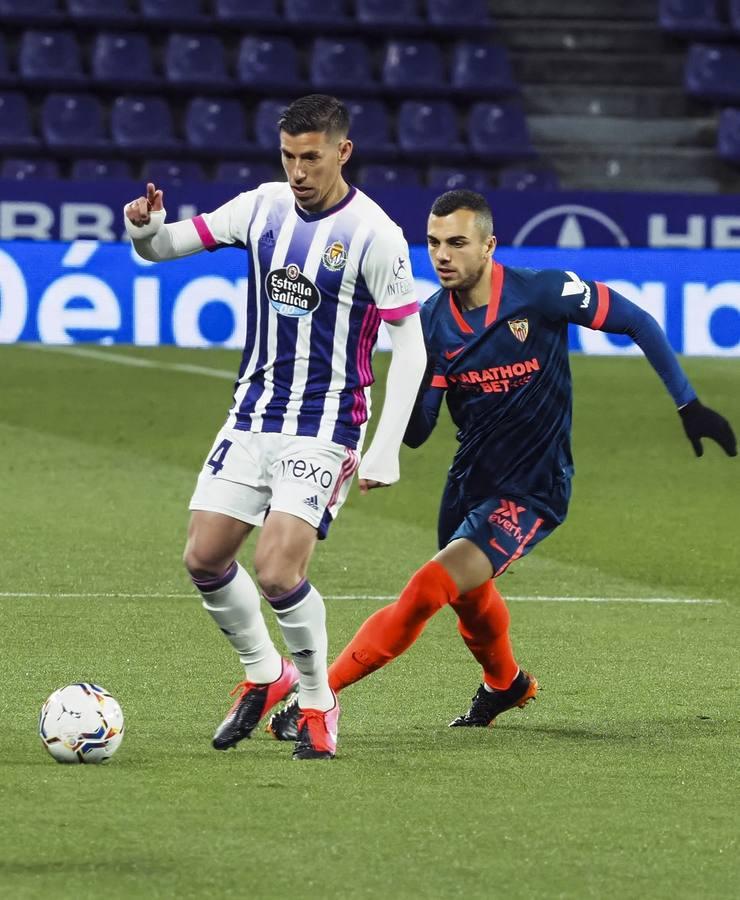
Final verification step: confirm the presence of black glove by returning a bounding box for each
[679,399,737,458]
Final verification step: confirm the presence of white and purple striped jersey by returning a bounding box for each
[191,182,419,450]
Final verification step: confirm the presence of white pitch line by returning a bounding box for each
[0,592,721,605]
[28,345,235,380]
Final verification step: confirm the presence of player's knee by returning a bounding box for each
[183,538,229,581]
[253,553,299,599]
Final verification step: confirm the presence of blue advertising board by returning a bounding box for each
[1,240,738,355]
[3,179,740,249]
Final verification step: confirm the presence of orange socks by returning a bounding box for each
[329,560,458,693]
[449,581,518,690]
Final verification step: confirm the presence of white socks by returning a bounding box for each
[267,580,334,712]
[193,562,282,685]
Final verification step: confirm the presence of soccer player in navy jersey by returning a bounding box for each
[269,189,736,739]
[123,95,426,759]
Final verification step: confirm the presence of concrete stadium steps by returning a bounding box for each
[509,51,685,87]
[528,115,718,148]
[521,85,704,118]
[498,18,673,54]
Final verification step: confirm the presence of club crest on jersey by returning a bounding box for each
[266,264,321,318]
[508,318,529,343]
[322,240,347,271]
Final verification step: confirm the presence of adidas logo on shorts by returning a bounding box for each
[303,495,320,511]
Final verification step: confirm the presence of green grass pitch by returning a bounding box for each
[1,343,738,899]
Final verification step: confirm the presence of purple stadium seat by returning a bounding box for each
[427,166,490,190]
[139,0,204,21]
[19,30,84,84]
[165,34,229,87]
[426,0,490,26]
[0,92,39,150]
[310,38,374,90]
[185,97,251,155]
[397,100,464,155]
[1,158,60,179]
[717,107,740,163]
[659,0,727,39]
[382,40,445,90]
[0,0,60,17]
[111,96,181,152]
[356,163,422,186]
[357,0,421,25]
[451,42,516,95]
[92,33,157,87]
[237,36,300,89]
[731,0,740,31]
[285,0,348,25]
[71,158,133,179]
[498,165,560,191]
[468,101,534,160]
[42,93,109,151]
[685,44,740,103]
[214,0,280,25]
[67,0,135,21]
[254,99,288,149]
[345,99,395,153]
[216,161,277,185]
[144,159,206,186]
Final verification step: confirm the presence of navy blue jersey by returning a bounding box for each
[405,262,695,520]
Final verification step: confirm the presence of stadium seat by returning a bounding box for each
[237,36,301,89]
[427,166,490,190]
[254,98,288,149]
[426,0,491,26]
[731,0,740,31]
[310,38,375,91]
[0,37,14,86]
[717,107,740,163]
[468,101,534,160]
[139,0,205,21]
[144,159,206,186]
[111,95,181,152]
[71,158,133,179]
[215,0,281,25]
[165,34,230,87]
[67,0,135,21]
[356,0,421,25]
[658,0,728,39]
[382,40,445,90]
[451,42,517,95]
[185,97,251,156]
[685,44,740,103]
[42,93,109,151]
[397,100,465,156]
[284,0,349,25]
[498,165,560,191]
[356,163,422,186]
[0,0,61,18]
[345,99,396,154]
[0,92,39,150]
[1,158,60,179]
[215,161,277,185]
[19,30,84,84]
[92,33,157,87]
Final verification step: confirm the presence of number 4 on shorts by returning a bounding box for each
[207,439,232,474]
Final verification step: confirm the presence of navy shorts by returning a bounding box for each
[438,480,568,577]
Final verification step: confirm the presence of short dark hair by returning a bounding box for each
[278,94,350,138]
[430,189,494,237]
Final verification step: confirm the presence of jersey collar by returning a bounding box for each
[294,185,357,222]
[448,261,505,334]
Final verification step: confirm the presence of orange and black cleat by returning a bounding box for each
[449,669,538,727]
[292,696,340,760]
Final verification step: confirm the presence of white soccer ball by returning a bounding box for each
[39,683,125,764]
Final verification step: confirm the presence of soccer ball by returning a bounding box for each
[39,683,124,764]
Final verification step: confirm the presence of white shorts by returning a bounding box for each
[189,427,361,539]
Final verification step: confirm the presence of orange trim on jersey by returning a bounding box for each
[448,292,475,334]
[494,517,544,577]
[431,374,448,388]
[591,282,610,330]
[485,261,504,327]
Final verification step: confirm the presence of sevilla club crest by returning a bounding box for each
[508,318,529,342]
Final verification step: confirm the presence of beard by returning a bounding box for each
[448,258,489,293]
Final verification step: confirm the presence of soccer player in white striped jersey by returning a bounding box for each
[124,94,427,759]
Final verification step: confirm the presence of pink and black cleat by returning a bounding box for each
[212,659,299,750]
[292,695,340,760]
